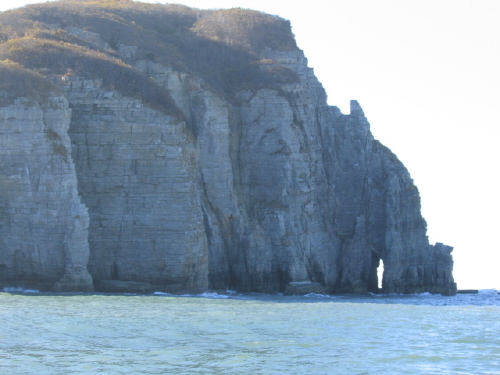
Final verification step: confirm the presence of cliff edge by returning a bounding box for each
[0,0,456,295]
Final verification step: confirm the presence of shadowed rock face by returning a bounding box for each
[0,1,456,295]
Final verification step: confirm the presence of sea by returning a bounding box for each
[1,288,499,375]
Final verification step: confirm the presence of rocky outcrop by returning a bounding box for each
[0,95,93,291]
[63,75,208,292]
[0,1,456,295]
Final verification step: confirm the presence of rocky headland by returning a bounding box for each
[0,0,456,295]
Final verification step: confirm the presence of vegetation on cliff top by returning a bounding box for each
[0,0,299,113]
[0,59,61,105]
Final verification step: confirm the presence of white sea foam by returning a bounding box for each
[199,292,229,299]
[304,292,333,299]
[152,291,171,296]
[152,292,198,297]
[478,288,499,295]
[152,291,230,299]
[2,287,39,293]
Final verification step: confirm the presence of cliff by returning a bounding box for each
[0,0,456,295]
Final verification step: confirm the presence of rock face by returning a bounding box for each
[0,1,456,295]
[0,96,93,291]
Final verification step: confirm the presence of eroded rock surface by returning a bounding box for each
[0,2,456,295]
[0,96,93,291]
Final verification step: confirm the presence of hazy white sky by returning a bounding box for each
[2,0,499,289]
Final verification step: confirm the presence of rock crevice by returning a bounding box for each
[0,2,456,295]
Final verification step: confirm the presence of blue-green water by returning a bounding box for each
[1,289,499,374]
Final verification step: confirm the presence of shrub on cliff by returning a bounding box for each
[0,59,60,105]
[0,0,299,105]
[191,8,297,52]
[0,37,183,117]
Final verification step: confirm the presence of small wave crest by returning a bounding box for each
[199,292,230,299]
[370,292,435,297]
[478,288,499,295]
[152,291,230,299]
[152,291,171,296]
[304,292,333,299]
[2,287,39,294]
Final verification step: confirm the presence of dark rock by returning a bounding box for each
[95,280,156,294]
[285,281,325,295]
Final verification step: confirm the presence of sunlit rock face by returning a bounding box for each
[0,1,456,295]
[63,76,208,293]
[0,96,93,291]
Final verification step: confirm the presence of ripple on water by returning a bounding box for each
[0,292,499,374]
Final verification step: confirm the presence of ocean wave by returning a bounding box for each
[152,291,230,299]
[2,287,40,293]
[368,292,438,298]
[478,288,499,295]
[304,292,334,299]
[199,292,230,299]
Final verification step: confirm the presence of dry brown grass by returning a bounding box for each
[0,0,299,109]
[0,59,60,105]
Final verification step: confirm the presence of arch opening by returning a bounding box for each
[378,259,384,290]
[368,252,384,293]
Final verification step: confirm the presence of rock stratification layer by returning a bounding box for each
[0,95,93,291]
[0,1,456,295]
